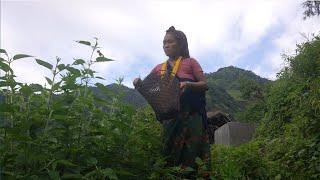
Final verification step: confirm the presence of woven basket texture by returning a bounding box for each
[137,73,180,119]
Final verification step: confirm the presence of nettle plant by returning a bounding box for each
[0,39,135,179]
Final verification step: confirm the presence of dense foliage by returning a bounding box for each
[234,76,270,123]
[211,34,320,179]
[0,40,166,179]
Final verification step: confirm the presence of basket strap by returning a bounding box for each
[160,56,182,78]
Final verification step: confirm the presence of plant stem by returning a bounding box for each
[44,59,59,133]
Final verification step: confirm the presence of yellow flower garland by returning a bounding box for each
[160,56,182,78]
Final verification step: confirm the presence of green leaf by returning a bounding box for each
[95,82,105,88]
[62,173,82,179]
[86,157,98,165]
[95,82,114,96]
[29,83,43,92]
[53,114,69,121]
[29,175,39,179]
[48,137,58,143]
[183,167,195,172]
[83,68,95,77]
[0,61,12,72]
[53,81,62,91]
[101,168,118,180]
[48,171,60,180]
[66,66,81,76]
[298,149,306,157]
[55,160,77,167]
[76,40,91,46]
[95,76,105,80]
[57,64,66,71]
[275,174,281,180]
[13,54,32,60]
[36,59,53,70]
[195,157,203,165]
[0,116,11,128]
[45,77,53,85]
[84,170,98,178]
[0,49,7,54]
[0,81,10,87]
[5,79,20,89]
[0,103,14,113]
[19,84,33,96]
[72,59,86,65]
[96,56,114,62]
[113,168,135,177]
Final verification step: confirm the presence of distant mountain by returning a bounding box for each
[205,66,271,116]
[90,83,147,107]
[205,81,244,115]
[206,66,270,91]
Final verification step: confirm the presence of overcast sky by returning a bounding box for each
[1,0,319,87]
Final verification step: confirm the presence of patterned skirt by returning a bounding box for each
[162,111,211,172]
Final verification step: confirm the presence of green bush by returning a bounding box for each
[211,34,320,180]
[211,141,270,179]
[0,40,164,179]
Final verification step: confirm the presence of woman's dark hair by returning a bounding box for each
[166,26,190,58]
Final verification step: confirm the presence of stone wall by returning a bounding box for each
[214,122,256,146]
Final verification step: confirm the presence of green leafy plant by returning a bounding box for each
[0,39,164,179]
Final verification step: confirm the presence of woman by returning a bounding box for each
[133,26,210,175]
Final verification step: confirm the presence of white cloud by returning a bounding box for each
[260,4,320,80]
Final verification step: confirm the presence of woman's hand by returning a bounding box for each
[180,80,208,92]
[133,78,142,88]
[179,81,189,93]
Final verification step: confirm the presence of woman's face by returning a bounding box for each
[163,33,180,58]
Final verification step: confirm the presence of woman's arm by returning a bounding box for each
[180,59,208,92]
[180,72,208,92]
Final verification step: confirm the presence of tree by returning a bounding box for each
[303,1,320,19]
[239,77,264,101]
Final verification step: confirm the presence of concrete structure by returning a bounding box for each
[214,122,256,146]
[207,110,232,144]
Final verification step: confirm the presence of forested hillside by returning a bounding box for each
[205,66,270,117]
